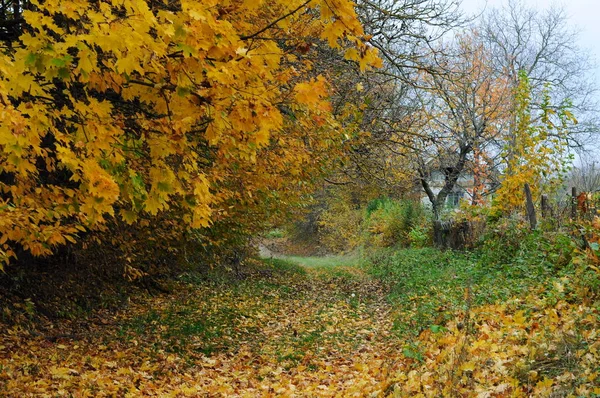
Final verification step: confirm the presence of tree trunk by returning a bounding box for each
[420,144,472,221]
[541,194,549,218]
[524,183,536,229]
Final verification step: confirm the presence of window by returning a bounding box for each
[446,191,463,207]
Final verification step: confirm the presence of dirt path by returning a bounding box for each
[1,262,403,397]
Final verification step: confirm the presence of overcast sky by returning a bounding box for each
[459,0,600,88]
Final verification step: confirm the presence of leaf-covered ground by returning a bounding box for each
[0,260,402,397]
[2,255,599,397]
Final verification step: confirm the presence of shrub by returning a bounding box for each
[571,216,600,301]
[318,196,363,253]
[362,198,428,249]
[478,217,574,272]
[408,224,431,248]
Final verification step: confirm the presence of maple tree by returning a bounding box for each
[0,0,381,268]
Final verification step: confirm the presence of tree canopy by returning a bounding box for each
[0,0,381,267]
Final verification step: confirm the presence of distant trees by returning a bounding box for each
[1,0,597,269]
[566,159,600,194]
[349,0,597,219]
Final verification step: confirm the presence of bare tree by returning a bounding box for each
[566,158,600,193]
[357,0,463,81]
[479,0,599,147]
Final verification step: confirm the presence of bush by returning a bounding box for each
[318,193,363,253]
[363,241,570,336]
[407,224,431,248]
[478,218,574,271]
[362,198,429,249]
[571,216,600,301]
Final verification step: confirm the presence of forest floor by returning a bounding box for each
[2,252,599,397]
[0,258,404,397]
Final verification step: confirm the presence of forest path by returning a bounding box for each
[1,259,405,397]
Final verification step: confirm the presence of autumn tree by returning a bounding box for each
[357,0,463,82]
[408,30,511,219]
[479,0,599,146]
[493,71,573,215]
[0,0,381,269]
[263,1,462,253]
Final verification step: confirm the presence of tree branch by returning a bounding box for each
[239,0,311,41]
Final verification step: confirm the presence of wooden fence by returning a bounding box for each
[433,185,599,250]
[432,219,486,250]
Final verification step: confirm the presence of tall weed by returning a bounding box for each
[362,198,429,248]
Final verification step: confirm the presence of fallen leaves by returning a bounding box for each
[0,265,402,397]
[2,260,599,396]
[390,293,600,397]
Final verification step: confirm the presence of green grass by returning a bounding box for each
[267,254,358,268]
[261,257,307,275]
[117,256,389,366]
[262,254,365,283]
[363,247,559,336]
[264,228,286,239]
[119,258,312,357]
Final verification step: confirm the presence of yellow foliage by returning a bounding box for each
[317,190,364,253]
[392,292,599,396]
[494,72,573,214]
[0,0,381,267]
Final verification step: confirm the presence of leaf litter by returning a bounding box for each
[2,259,599,397]
[1,263,402,397]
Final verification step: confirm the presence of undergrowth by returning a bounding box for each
[363,231,575,337]
[363,226,600,396]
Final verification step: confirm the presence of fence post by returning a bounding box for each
[541,194,549,219]
[571,187,578,220]
[524,183,537,230]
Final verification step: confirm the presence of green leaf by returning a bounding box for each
[57,67,70,79]
[25,53,37,66]
[176,86,191,97]
[50,55,73,67]
[430,324,444,333]
[157,181,172,193]
[176,43,195,57]
[402,346,423,361]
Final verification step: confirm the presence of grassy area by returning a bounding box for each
[265,253,359,268]
[262,247,560,338]
[362,247,561,336]
[117,255,392,364]
[3,249,597,396]
[1,257,402,396]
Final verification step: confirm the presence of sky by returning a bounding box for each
[459,0,600,88]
